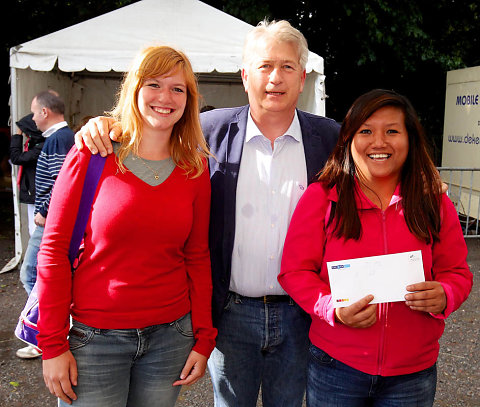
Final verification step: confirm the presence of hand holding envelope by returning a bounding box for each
[327,250,425,308]
[334,294,377,328]
[404,281,447,314]
[328,250,447,324]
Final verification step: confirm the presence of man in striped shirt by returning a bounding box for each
[17,90,74,359]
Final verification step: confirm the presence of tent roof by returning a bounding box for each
[9,0,324,74]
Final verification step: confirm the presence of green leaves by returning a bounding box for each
[8,0,480,164]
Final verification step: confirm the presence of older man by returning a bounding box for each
[201,20,339,407]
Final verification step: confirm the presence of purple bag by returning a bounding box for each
[14,154,106,349]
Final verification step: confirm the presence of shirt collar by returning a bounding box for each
[245,109,302,143]
[42,121,68,138]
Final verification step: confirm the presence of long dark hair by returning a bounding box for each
[319,89,442,243]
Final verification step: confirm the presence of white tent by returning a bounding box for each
[5,0,328,272]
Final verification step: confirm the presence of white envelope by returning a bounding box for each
[327,250,425,308]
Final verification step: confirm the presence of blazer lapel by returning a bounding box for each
[222,106,248,272]
[298,110,320,184]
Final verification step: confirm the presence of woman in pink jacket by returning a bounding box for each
[279,89,472,407]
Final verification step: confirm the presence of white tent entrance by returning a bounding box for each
[6,0,328,272]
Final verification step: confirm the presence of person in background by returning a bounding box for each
[16,90,74,360]
[279,89,473,407]
[37,45,216,406]
[74,20,339,407]
[9,114,45,236]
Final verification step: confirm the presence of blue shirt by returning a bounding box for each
[34,123,74,217]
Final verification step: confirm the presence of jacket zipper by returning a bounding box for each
[377,209,388,375]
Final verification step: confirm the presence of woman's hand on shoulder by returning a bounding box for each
[42,350,78,404]
[405,281,447,314]
[172,350,207,386]
[335,295,377,328]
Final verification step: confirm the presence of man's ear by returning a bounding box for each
[299,69,306,94]
[241,68,249,93]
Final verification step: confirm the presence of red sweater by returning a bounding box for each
[279,181,472,376]
[37,148,216,359]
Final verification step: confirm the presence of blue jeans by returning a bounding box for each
[59,314,195,407]
[307,345,437,407]
[208,292,310,407]
[19,225,44,295]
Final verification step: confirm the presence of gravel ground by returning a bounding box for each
[0,183,478,407]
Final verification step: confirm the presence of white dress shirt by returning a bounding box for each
[230,110,308,296]
[42,121,68,138]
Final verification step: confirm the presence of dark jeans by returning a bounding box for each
[208,292,311,407]
[307,344,437,407]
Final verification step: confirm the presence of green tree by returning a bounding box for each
[8,0,136,44]
[7,0,480,163]
[4,0,137,127]
[206,0,480,163]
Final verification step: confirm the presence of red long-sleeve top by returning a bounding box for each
[37,147,216,360]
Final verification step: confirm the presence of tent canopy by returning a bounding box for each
[4,0,328,273]
[10,0,324,75]
[9,0,327,124]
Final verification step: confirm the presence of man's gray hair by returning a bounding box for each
[242,19,309,71]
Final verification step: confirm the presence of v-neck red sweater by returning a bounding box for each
[37,148,216,360]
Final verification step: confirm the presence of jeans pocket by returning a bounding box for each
[68,322,95,351]
[173,313,194,338]
[309,344,335,366]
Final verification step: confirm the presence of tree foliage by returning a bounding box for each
[7,0,136,45]
[6,0,480,162]
[206,0,480,162]
[4,1,137,128]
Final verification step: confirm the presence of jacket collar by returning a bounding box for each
[329,178,403,210]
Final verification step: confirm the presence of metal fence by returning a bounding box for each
[437,167,480,238]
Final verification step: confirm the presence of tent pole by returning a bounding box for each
[2,66,23,273]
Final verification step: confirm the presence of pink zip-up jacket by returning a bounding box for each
[279,181,472,376]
